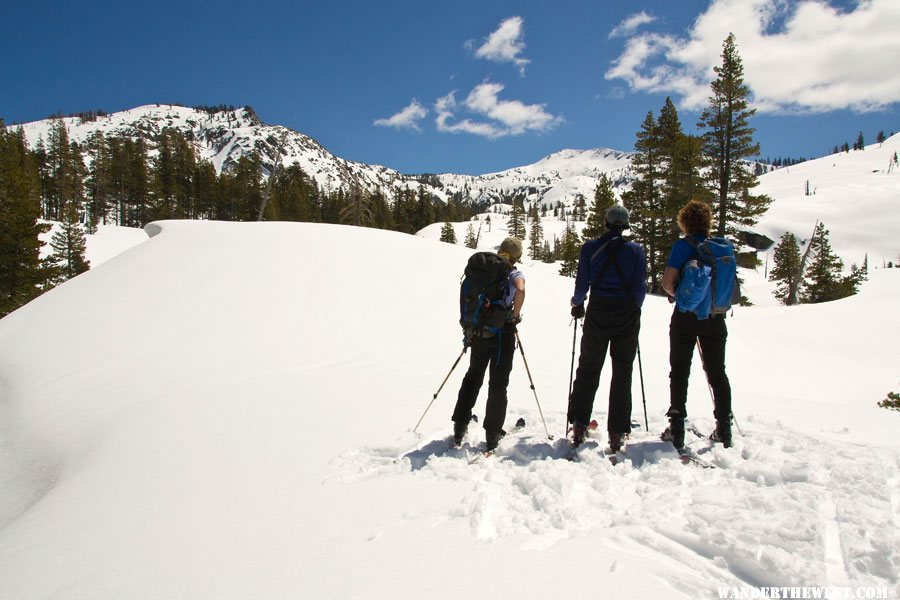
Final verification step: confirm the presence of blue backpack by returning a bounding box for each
[675,236,739,319]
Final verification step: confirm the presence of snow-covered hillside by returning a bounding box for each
[435,148,634,208]
[0,220,898,599]
[13,105,635,205]
[755,134,900,267]
[15,105,407,197]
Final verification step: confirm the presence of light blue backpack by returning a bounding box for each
[675,237,739,319]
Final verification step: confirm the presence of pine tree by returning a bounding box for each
[541,239,553,263]
[876,131,886,144]
[370,191,393,230]
[801,223,844,304]
[126,138,151,226]
[49,201,90,282]
[439,221,457,244]
[44,118,69,220]
[464,222,477,249]
[391,188,415,234]
[507,195,526,239]
[574,194,587,221]
[0,124,51,316]
[698,33,772,238]
[768,232,802,305]
[340,186,375,227]
[582,174,614,241]
[411,186,436,232]
[219,153,263,222]
[527,203,544,260]
[657,96,685,238]
[669,133,709,216]
[84,131,112,230]
[622,111,665,293]
[879,391,900,411]
[558,221,580,277]
[854,131,865,150]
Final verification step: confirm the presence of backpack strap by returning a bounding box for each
[683,235,714,266]
[588,236,633,297]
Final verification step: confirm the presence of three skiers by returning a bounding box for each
[442,197,736,456]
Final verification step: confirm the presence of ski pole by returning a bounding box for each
[695,340,743,436]
[636,339,649,430]
[514,331,553,440]
[568,317,578,398]
[413,346,467,434]
[567,316,579,436]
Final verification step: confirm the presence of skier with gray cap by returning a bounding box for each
[567,205,647,453]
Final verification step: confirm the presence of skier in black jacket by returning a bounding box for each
[567,205,647,452]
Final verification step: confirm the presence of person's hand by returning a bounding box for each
[508,314,522,326]
[570,304,585,319]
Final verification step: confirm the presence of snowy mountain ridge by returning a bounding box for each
[13,104,635,206]
[13,104,899,264]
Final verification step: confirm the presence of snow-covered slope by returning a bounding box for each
[755,134,900,267]
[435,148,634,207]
[1,220,898,599]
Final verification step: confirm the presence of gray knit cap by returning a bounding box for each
[605,204,629,228]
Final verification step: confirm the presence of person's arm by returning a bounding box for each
[662,266,679,297]
[511,276,525,319]
[633,246,648,307]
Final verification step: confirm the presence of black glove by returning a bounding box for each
[571,304,585,319]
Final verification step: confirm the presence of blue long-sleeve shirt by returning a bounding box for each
[571,232,647,307]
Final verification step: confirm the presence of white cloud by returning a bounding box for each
[434,82,562,139]
[469,16,530,76]
[605,0,900,114]
[373,100,428,131]
[608,11,656,39]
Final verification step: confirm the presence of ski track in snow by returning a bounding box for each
[335,413,900,593]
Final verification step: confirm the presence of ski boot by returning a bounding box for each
[608,431,627,453]
[485,428,506,452]
[660,413,685,450]
[709,420,732,448]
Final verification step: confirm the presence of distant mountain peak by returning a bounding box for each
[12,104,636,205]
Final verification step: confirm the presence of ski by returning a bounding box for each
[677,448,716,469]
[685,420,707,439]
[467,418,526,464]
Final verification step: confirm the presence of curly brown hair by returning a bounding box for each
[677,200,712,236]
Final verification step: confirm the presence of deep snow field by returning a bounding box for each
[2,135,899,599]
[0,214,898,599]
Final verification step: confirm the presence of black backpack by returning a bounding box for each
[459,252,513,335]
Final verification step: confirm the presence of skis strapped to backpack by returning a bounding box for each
[459,251,513,339]
[675,236,739,319]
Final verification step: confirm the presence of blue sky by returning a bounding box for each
[2,0,898,175]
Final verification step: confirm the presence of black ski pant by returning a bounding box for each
[667,309,732,423]
[452,327,516,434]
[567,298,640,434]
